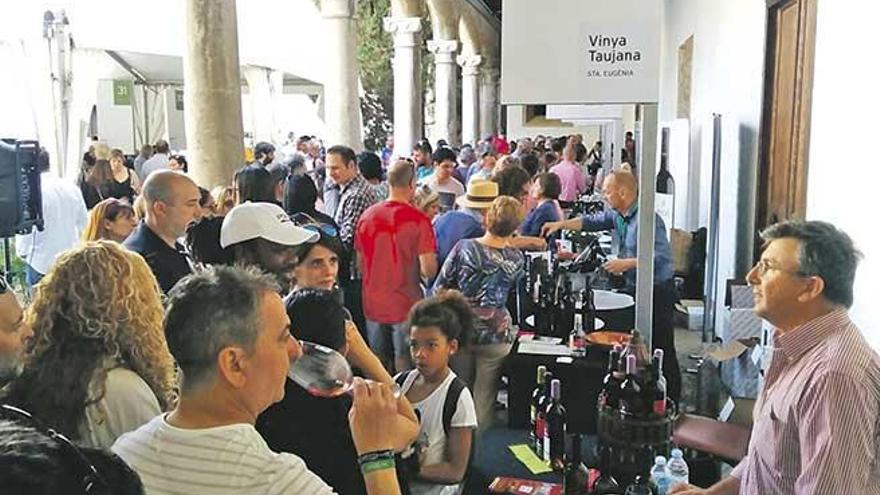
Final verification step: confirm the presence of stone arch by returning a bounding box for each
[425,0,459,40]
[390,0,422,18]
[458,6,481,56]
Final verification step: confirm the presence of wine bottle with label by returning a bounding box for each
[651,349,667,416]
[534,370,553,456]
[529,365,547,448]
[569,313,586,357]
[543,379,566,471]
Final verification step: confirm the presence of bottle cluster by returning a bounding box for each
[598,331,668,420]
[529,250,597,349]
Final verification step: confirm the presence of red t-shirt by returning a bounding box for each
[355,200,437,323]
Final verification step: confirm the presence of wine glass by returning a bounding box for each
[288,340,401,399]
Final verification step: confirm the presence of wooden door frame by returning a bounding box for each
[754,0,818,252]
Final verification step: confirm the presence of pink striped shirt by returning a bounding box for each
[731,310,880,494]
[549,160,586,202]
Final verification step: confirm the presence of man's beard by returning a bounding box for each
[0,355,23,387]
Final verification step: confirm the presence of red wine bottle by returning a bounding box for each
[529,365,547,448]
[543,378,566,471]
[534,370,553,456]
[619,354,646,417]
[564,434,589,495]
[599,344,624,409]
[592,446,621,494]
[580,288,596,333]
[651,349,667,416]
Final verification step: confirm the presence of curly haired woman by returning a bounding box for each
[2,241,176,449]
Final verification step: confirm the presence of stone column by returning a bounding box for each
[322,0,363,150]
[479,66,500,138]
[458,54,481,146]
[183,0,244,189]
[427,39,459,146]
[242,65,275,144]
[384,17,422,158]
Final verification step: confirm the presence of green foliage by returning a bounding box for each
[356,0,394,152]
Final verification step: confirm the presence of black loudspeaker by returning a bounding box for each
[0,139,44,237]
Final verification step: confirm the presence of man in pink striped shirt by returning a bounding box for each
[549,143,586,205]
[672,220,880,495]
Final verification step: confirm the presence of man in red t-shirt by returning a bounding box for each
[356,159,438,372]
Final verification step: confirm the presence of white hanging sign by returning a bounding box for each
[501,0,662,105]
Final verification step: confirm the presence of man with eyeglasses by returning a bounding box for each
[0,277,32,386]
[356,159,438,373]
[672,221,880,495]
[220,202,319,292]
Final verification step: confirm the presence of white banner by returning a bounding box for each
[501,0,662,105]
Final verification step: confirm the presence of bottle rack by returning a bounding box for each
[595,401,679,485]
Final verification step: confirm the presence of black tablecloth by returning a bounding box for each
[469,428,597,494]
[507,307,635,434]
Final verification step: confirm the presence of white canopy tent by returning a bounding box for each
[0,0,331,178]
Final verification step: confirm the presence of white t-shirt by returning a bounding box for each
[399,370,478,495]
[80,367,162,449]
[112,414,335,495]
[422,175,466,197]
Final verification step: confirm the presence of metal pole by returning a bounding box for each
[703,114,723,343]
[635,103,658,348]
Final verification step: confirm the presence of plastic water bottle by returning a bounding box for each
[666,449,690,487]
[651,456,671,495]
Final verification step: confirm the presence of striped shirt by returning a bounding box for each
[112,414,334,495]
[731,310,880,494]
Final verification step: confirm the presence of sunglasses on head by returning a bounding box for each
[300,223,338,238]
[0,404,111,493]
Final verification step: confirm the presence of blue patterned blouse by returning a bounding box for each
[433,238,525,345]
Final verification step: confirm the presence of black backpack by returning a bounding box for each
[393,370,473,493]
[395,370,467,436]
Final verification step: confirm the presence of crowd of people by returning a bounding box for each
[0,130,875,495]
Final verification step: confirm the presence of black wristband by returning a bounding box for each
[357,449,395,466]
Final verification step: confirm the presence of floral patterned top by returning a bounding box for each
[432,239,525,345]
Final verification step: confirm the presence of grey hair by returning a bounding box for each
[164,265,280,392]
[760,220,862,308]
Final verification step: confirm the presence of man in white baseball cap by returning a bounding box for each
[221,202,319,291]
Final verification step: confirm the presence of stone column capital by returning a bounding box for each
[427,39,459,54]
[457,54,482,76]
[384,17,422,47]
[321,0,355,19]
[428,39,459,64]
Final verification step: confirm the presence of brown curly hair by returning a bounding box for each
[2,241,176,439]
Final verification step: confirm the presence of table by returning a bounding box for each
[468,428,598,494]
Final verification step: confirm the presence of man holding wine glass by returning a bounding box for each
[112,266,409,495]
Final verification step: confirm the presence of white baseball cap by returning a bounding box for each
[220,202,319,248]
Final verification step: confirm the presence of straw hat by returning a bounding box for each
[456,180,499,209]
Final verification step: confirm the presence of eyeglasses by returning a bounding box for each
[0,404,111,493]
[752,259,804,277]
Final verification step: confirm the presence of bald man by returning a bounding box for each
[124,170,202,292]
[542,170,680,403]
